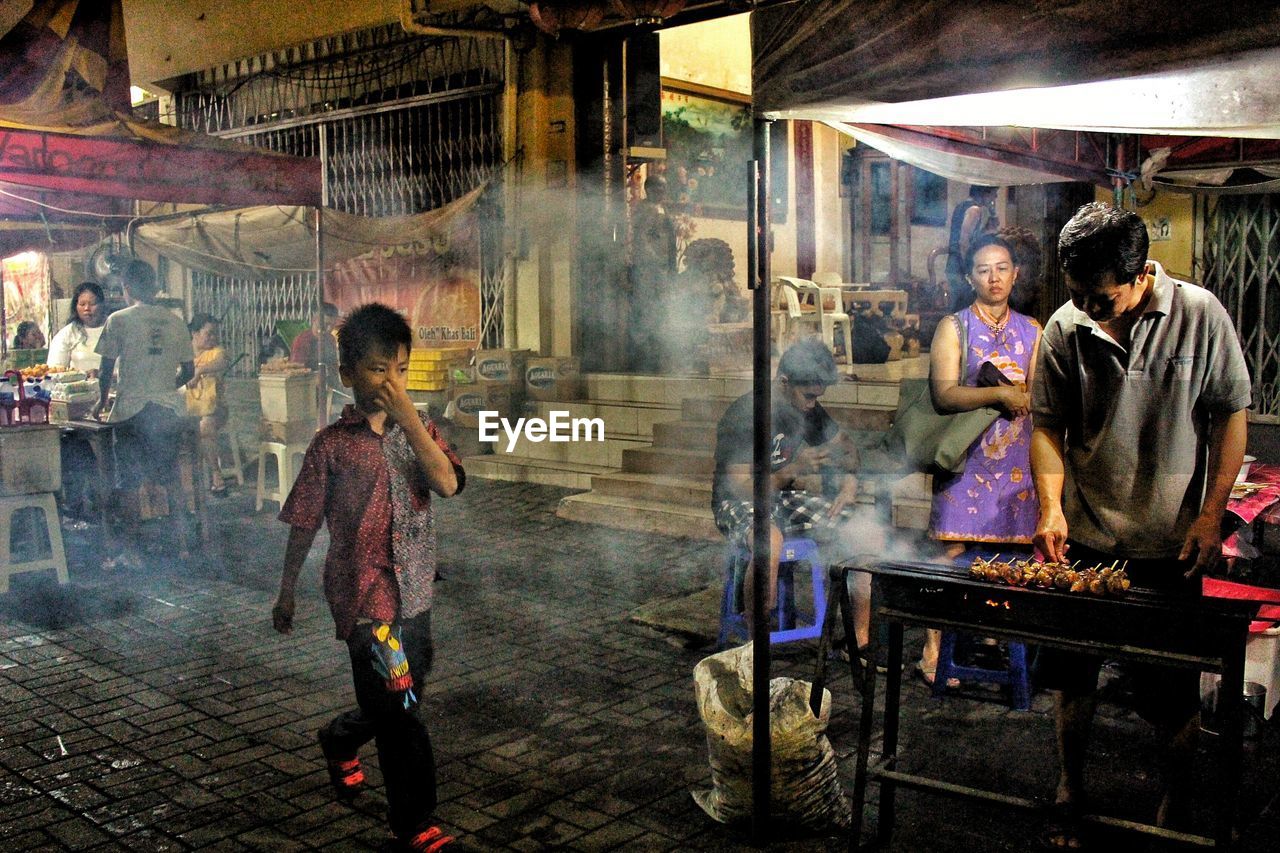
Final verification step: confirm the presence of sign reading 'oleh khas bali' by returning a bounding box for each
[327,191,481,351]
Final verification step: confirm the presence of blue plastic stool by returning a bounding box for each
[717,536,826,648]
[933,631,1031,711]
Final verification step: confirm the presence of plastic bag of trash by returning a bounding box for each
[691,642,851,830]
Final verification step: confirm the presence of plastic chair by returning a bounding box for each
[255,441,309,511]
[811,270,844,287]
[933,631,1032,710]
[718,536,826,648]
[0,494,68,594]
[216,428,245,487]
[776,276,855,368]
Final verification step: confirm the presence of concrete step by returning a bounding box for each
[492,433,648,468]
[555,491,719,540]
[526,399,681,440]
[622,446,714,477]
[589,471,712,506]
[680,396,897,432]
[462,454,612,491]
[585,373,743,406]
[651,419,717,451]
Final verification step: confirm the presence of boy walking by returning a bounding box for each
[272,303,463,852]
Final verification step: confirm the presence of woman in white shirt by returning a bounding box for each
[47,282,107,376]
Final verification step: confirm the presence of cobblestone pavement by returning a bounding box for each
[1,478,1277,851]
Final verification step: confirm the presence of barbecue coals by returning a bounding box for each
[968,555,1131,596]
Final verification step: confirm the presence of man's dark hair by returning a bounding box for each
[337,303,412,369]
[1058,202,1149,287]
[963,233,1016,274]
[121,259,158,300]
[777,337,839,386]
[969,185,998,201]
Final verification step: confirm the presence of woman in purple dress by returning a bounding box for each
[918,233,1042,686]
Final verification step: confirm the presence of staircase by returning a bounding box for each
[463,361,935,539]
[555,372,911,539]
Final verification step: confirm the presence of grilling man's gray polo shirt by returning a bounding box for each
[1032,262,1251,559]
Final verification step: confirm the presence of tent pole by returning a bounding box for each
[748,117,773,845]
[315,124,329,429]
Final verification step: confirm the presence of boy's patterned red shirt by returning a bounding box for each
[279,406,464,639]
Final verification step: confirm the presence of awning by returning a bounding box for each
[0,1,321,256]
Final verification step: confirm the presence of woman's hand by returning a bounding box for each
[994,384,1031,418]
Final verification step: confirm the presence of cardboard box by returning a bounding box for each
[49,399,94,424]
[474,349,528,385]
[447,384,514,428]
[524,357,582,402]
[259,373,317,422]
[260,418,316,444]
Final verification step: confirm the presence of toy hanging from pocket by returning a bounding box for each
[369,622,417,710]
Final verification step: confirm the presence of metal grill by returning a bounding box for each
[1202,194,1280,419]
[191,272,318,377]
[171,26,504,135]
[172,25,508,350]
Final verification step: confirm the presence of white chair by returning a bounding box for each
[776,276,855,369]
[255,441,309,512]
[0,493,68,594]
[811,270,844,288]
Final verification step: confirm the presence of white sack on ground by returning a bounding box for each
[691,642,851,831]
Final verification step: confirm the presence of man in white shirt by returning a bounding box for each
[93,260,196,566]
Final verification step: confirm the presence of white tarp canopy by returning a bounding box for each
[752,1,1280,182]
[133,187,485,279]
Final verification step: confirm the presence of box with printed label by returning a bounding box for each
[524,357,582,402]
[447,384,514,428]
[259,373,316,422]
[474,349,529,385]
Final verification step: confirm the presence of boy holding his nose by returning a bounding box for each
[272,303,464,853]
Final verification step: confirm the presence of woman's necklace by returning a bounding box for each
[972,301,1009,334]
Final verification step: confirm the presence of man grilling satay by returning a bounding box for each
[1030,203,1251,849]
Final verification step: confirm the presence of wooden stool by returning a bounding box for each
[0,493,68,594]
[255,441,308,511]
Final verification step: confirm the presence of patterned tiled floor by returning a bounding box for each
[0,478,1276,851]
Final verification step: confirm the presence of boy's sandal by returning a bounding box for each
[404,826,455,852]
[325,756,364,800]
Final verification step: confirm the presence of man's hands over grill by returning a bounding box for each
[1034,505,1069,564]
[1179,514,1222,579]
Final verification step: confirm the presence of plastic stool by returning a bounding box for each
[217,428,245,487]
[933,631,1031,710]
[717,536,826,648]
[0,493,68,594]
[255,441,308,511]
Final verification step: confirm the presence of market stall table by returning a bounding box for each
[59,417,210,557]
[812,560,1262,851]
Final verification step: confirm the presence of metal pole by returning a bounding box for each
[315,124,329,429]
[748,117,773,845]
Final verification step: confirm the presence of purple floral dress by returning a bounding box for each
[929,306,1041,544]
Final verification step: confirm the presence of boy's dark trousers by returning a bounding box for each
[321,610,437,838]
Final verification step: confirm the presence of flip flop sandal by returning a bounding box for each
[914,663,960,690]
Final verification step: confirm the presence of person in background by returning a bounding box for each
[93,259,195,568]
[12,320,45,350]
[290,302,340,370]
[184,313,230,495]
[48,282,107,376]
[629,174,678,373]
[919,233,1041,688]
[1032,203,1250,849]
[272,303,464,853]
[946,185,1000,312]
[712,337,870,652]
[996,224,1045,318]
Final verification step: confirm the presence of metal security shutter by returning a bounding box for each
[1202,194,1280,419]
[171,26,508,373]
